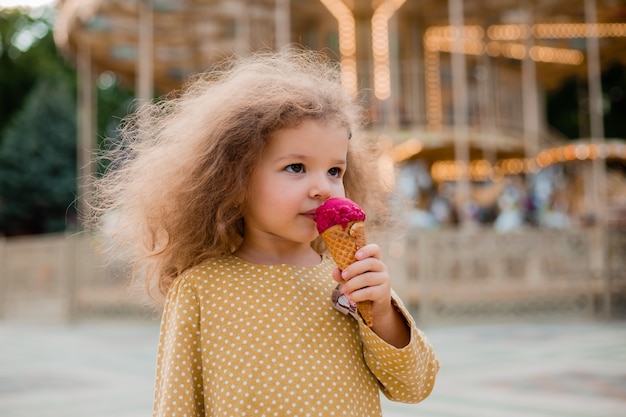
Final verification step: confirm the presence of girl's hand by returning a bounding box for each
[331,244,410,348]
[331,243,391,318]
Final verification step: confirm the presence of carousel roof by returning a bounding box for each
[54,0,626,93]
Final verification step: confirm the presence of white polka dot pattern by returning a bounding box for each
[153,255,439,417]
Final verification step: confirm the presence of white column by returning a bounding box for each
[522,4,539,163]
[585,0,609,317]
[388,11,400,128]
[76,36,96,228]
[274,0,290,49]
[585,0,606,223]
[448,0,471,227]
[236,0,251,56]
[137,0,154,104]
[319,0,357,96]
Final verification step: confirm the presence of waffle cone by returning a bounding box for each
[320,221,373,327]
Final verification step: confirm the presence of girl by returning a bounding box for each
[93,49,439,417]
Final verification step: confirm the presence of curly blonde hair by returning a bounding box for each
[90,49,388,301]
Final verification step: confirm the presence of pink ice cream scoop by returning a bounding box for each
[314,197,366,234]
[314,197,373,327]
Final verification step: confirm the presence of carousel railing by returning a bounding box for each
[0,233,151,322]
[384,227,626,324]
[1,229,624,324]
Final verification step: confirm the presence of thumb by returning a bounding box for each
[331,267,344,283]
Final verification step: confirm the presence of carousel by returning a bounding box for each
[54,0,626,319]
[54,0,626,229]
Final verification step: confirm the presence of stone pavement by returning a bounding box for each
[0,319,624,417]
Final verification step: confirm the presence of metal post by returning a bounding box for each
[410,24,422,125]
[74,36,96,322]
[236,0,251,56]
[585,0,609,318]
[274,0,290,49]
[76,36,95,227]
[585,0,606,221]
[387,11,400,129]
[522,3,539,162]
[477,52,496,165]
[448,0,471,227]
[137,0,154,105]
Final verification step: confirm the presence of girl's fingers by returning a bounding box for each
[346,285,381,304]
[342,270,386,291]
[341,256,384,281]
[331,267,343,283]
[340,269,389,301]
[354,243,381,261]
[330,242,393,317]
[331,243,389,303]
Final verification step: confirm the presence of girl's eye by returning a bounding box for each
[328,167,342,178]
[285,164,304,173]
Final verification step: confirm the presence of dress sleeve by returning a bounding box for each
[359,292,440,404]
[153,276,205,417]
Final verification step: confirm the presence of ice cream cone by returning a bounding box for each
[320,221,374,327]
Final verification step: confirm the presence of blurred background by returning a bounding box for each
[0,1,625,416]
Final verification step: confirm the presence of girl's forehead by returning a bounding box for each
[268,119,348,139]
[262,120,349,157]
[270,119,348,140]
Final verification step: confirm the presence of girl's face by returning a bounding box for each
[241,119,349,249]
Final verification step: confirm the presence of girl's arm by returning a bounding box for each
[333,244,440,403]
[369,298,411,348]
[154,277,205,417]
[360,301,440,404]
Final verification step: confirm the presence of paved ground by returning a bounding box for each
[0,319,624,417]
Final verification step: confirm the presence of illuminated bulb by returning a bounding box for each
[564,144,577,160]
[552,147,565,161]
[588,144,600,159]
[526,159,539,173]
[501,43,526,59]
[486,41,502,56]
[575,144,589,160]
[536,150,553,167]
[424,48,442,129]
[488,24,530,40]
[530,46,584,65]
[533,23,626,39]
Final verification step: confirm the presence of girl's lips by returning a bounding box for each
[302,209,318,221]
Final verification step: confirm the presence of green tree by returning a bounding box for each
[0,7,67,139]
[0,7,135,236]
[0,7,77,236]
[0,76,77,236]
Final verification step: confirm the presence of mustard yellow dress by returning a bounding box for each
[153,255,439,417]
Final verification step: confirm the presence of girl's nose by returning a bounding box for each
[310,174,332,199]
